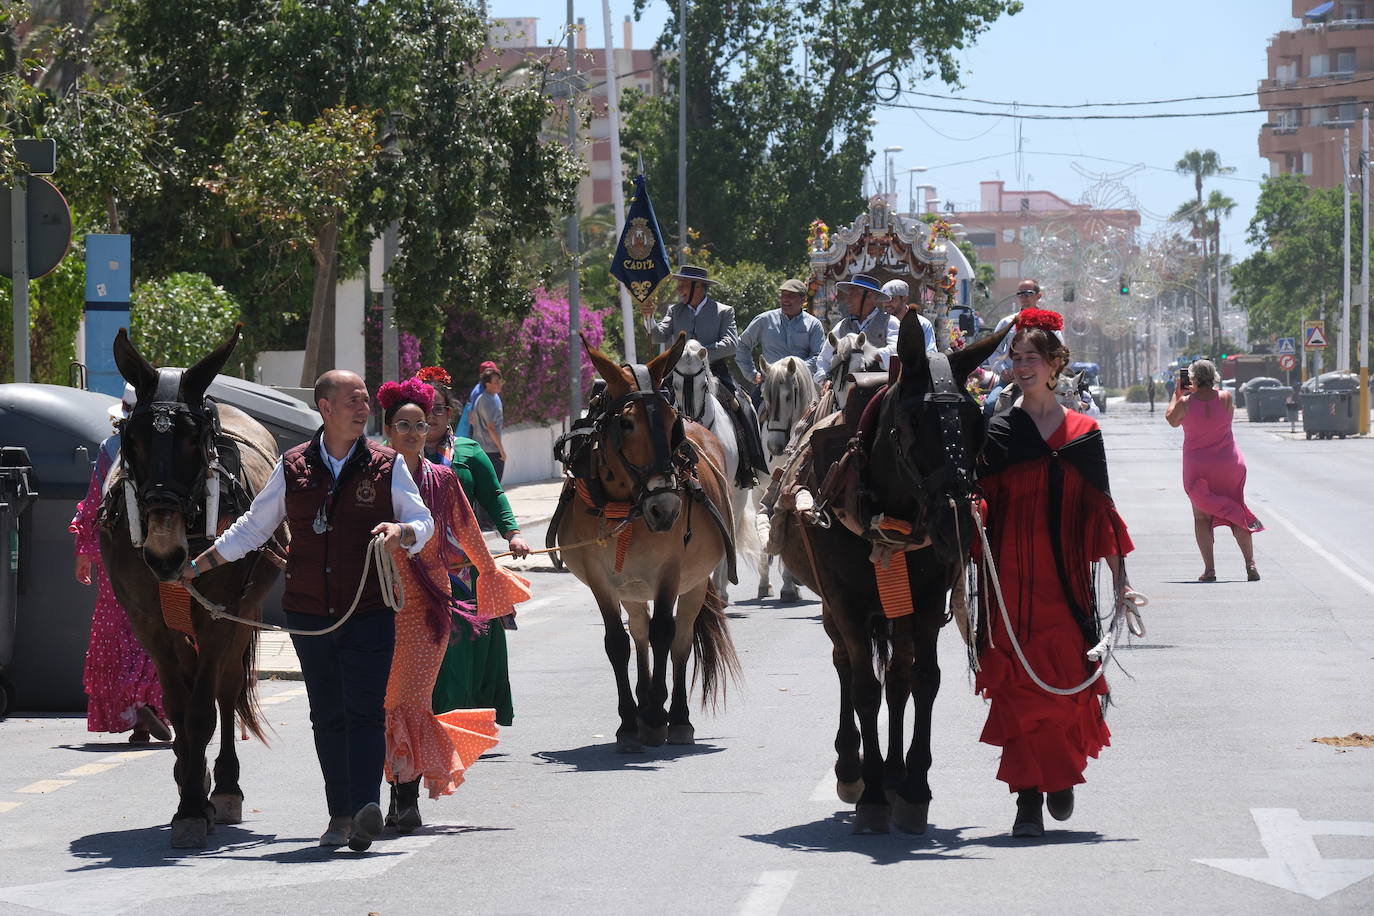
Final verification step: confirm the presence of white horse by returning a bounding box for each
[670,340,758,603]
[824,331,884,411]
[752,355,818,601]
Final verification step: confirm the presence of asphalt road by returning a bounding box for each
[1,402,1371,914]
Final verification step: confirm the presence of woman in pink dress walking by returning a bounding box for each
[1166,358,1263,582]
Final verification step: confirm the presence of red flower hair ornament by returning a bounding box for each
[415,365,452,387]
[377,378,435,415]
[1016,307,1064,332]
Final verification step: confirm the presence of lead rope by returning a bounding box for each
[185,532,403,636]
[970,502,1147,697]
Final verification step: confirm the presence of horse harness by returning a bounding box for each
[551,364,738,582]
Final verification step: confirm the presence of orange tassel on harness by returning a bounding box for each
[575,479,636,573]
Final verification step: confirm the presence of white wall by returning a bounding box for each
[500,419,567,485]
[335,274,366,378]
[255,350,305,387]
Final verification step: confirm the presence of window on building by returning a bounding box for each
[966,231,996,248]
[1276,109,1300,130]
[1020,226,1037,243]
[1276,60,1298,85]
[1001,228,1016,244]
[998,259,1019,279]
[1338,100,1357,122]
[1303,152,1313,174]
[1309,53,1329,77]
[1334,49,1356,74]
[1342,4,1364,21]
[1311,105,1328,126]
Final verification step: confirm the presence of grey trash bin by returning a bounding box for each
[1300,389,1360,439]
[1249,386,1290,422]
[0,447,37,717]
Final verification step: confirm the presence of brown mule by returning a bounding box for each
[557,333,741,752]
[102,326,283,847]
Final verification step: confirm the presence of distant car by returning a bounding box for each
[1069,361,1106,412]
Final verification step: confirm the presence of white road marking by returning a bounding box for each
[0,833,441,915]
[809,771,835,802]
[15,780,74,794]
[1196,808,1374,900]
[1262,503,1374,597]
[0,802,20,814]
[505,596,557,629]
[737,870,798,916]
[61,762,121,777]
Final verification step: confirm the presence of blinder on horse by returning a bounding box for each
[598,364,692,505]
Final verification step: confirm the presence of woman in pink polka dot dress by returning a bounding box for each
[378,378,531,832]
[70,398,171,742]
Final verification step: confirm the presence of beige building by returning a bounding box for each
[1258,2,1374,187]
[484,17,661,215]
[932,181,1140,310]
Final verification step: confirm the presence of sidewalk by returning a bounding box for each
[253,476,566,681]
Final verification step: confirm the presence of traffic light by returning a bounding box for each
[1063,282,1075,302]
[1118,275,1130,295]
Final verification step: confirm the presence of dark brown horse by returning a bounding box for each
[777,313,1008,834]
[101,326,283,847]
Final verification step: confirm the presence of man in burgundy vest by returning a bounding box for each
[185,369,433,852]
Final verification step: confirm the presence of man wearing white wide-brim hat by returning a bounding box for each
[881,278,936,356]
[813,273,901,384]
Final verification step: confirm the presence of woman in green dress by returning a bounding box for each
[418,370,531,725]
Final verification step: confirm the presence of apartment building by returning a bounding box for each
[1258,2,1374,187]
[484,17,661,215]
[933,181,1141,309]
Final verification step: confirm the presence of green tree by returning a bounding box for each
[1230,174,1350,347]
[130,272,241,368]
[624,0,1021,270]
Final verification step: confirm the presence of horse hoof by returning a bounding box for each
[666,724,695,745]
[837,778,865,804]
[615,735,646,754]
[892,795,930,835]
[211,794,243,825]
[170,816,209,848]
[853,803,891,835]
[779,588,801,602]
[638,722,668,747]
[757,585,773,599]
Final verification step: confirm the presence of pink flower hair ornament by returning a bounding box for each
[377,378,435,415]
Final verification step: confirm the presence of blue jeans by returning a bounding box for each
[287,609,396,816]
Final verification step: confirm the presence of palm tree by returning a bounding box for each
[1204,190,1238,348]
[1176,150,1235,348]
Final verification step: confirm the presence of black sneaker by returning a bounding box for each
[348,802,384,852]
[1012,790,1044,838]
[1047,787,1075,822]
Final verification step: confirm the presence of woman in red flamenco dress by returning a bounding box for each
[975,310,1134,838]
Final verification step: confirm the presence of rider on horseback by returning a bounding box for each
[813,273,900,385]
[733,277,825,401]
[648,265,768,487]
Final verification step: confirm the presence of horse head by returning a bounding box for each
[670,339,713,422]
[113,325,241,581]
[581,331,688,533]
[866,314,1010,563]
[827,332,882,410]
[1054,370,1090,412]
[760,355,818,457]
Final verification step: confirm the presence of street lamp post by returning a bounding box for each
[882,145,903,200]
[905,166,927,216]
[915,183,937,215]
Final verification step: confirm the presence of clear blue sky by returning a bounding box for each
[489,0,1296,258]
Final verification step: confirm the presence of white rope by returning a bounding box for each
[971,502,1148,697]
[184,533,404,636]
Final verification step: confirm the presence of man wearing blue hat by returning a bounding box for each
[648,264,768,485]
[813,273,901,384]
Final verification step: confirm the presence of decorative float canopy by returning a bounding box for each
[806,195,957,322]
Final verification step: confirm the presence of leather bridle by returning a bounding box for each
[596,364,694,509]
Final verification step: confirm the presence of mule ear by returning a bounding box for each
[827,331,838,348]
[182,323,241,404]
[948,320,1011,382]
[648,331,688,389]
[755,353,769,377]
[786,358,796,375]
[580,331,631,396]
[112,327,157,396]
[896,311,930,384]
[855,332,866,348]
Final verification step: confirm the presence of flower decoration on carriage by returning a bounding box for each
[1015,307,1065,332]
[808,218,830,252]
[377,377,436,415]
[926,218,953,251]
[415,365,452,387]
[938,266,958,294]
[806,274,823,299]
[948,325,968,352]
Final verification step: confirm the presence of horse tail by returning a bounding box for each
[692,583,741,711]
[732,489,761,572]
[870,616,891,684]
[236,628,270,744]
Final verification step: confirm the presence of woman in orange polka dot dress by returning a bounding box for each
[379,378,531,831]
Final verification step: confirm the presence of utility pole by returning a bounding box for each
[1362,110,1371,433]
[10,173,27,383]
[1341,128,1351,373]
[566,1,582,419]
[602,3,635,363]
[677,0,687,266]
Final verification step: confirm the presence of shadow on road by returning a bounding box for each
[68,824,324,871]
[743,813,1136,865]
[57,741,175,754]
[532,741,725,773]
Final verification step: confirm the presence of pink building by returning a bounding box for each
[484,17,662,214]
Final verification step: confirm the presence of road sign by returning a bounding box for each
[1276,336,1297,355]
[1304,320,1327,350]
[1279,354,1297,371]
[0,175,72,279]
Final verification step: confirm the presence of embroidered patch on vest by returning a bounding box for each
[355,477,377,506]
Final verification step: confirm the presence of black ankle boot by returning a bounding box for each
[385,781,399,829]
[1012,790,1044,838]
[396,777,422,833]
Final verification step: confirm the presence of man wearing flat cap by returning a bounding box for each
[734,277,825,390]
[647,264,767,484]
[813,273,902,384]
[881,278,937,355]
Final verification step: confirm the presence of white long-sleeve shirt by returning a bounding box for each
[212,438,433,563]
